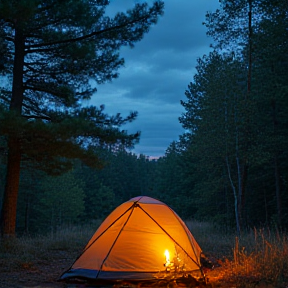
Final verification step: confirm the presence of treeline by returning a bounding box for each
[0,146,204,234]
[0,150,153,234]
[1,125,287,235]
[0,145,224,234]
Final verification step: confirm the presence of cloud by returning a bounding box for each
[90,0,220,157]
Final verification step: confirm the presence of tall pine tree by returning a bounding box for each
[0,0,164,237]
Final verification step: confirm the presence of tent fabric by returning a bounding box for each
[60,196,203,282]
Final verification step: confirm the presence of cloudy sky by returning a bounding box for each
[88,0,220,158]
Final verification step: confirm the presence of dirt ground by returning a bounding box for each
[0,256,214,288]
[0,250,71,288]
[0,259,233,288]
[0,250,281,288]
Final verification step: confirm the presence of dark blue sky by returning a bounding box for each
[88,0,220,158]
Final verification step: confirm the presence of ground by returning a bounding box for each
[0,250,284,288]
[0,251,217,288]
[0,250,70,288]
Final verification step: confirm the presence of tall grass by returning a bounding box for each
[231,229,288,286]
[187,221,288,287]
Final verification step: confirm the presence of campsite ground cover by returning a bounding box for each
[0,222,287,288]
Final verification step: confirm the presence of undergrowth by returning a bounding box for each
[187,221,288,287]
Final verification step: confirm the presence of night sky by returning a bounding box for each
[88,0,220,158]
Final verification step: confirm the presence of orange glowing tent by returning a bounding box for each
[60,196,203,283]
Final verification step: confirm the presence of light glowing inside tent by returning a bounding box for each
[164,249,170,266]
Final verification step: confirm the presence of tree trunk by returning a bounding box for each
[1,138,22,236]
[226,156,241,236]
[271,84,281,227]
[0,25,25,237]
[274,154,281,227]
[238,0,252,230]
[24,194,30,234]
[239,163,248,228]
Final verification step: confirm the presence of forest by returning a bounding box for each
[0,0,288,238]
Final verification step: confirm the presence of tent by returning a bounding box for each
[60,196,204,283]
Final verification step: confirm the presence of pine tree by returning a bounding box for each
[0,0,164,237]
[179,0,288,230]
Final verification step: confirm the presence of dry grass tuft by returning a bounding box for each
[229,229,288,287]
[186,221,288,287]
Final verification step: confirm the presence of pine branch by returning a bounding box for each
[25,15,150,53]
[22,114,51,121]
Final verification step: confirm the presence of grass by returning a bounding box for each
[230,229,288,287]
[1,221,288,287]
[186,221,235,258]
[0,223,97,272]
[186,221,288,287]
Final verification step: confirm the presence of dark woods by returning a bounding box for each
[0,139,287,234]
[0,0,288,236]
